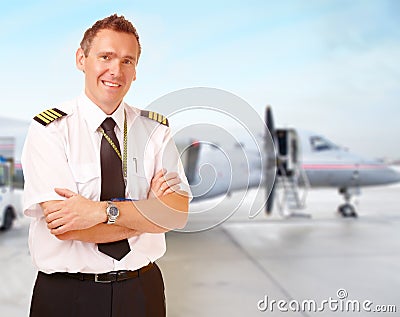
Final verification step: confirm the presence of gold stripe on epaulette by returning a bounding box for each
[40,111,53,121]
[141,110,169,127]
[36,114,51,124]
[49,108,64,118]
[44,110,58,119]
[34,108,67,126]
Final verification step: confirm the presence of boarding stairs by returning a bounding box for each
[275,159,310,217]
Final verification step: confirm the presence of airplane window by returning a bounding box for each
[310,136,338,152]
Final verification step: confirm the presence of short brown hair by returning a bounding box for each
[80,14,141,61]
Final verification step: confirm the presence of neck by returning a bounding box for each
[101,105,119,115]
[84,92,122,115]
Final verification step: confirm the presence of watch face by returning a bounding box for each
[109,206,119,217]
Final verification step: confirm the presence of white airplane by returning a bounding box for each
[1,107,400,227]
[177,107,400,218]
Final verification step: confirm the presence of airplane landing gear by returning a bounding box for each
[338,203,357,218]
[338,187,358,218]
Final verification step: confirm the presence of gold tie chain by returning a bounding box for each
[99,110,128,185]
[122,112,127,184]
[100,129,122,160]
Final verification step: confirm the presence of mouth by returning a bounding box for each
[101,80,121,88]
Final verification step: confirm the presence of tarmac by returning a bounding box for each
[1,184,399,316]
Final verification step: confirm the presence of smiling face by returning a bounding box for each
[76,29,139,114]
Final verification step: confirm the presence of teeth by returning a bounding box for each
[103,81,119,87]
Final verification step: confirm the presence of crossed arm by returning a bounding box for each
[40,169,189,243]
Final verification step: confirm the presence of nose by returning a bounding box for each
[109,60,121,77]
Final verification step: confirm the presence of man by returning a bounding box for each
[22,14,190,317]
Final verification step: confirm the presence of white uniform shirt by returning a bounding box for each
[22,93,190,274]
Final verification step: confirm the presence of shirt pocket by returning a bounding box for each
[126,160,154,201]
[69,163,99,199]
[126,172,149,200]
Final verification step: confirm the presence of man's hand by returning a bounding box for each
[43,188,106,235]
[43,169,183,236]
[148,169,181,199]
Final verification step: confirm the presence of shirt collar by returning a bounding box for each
[78,93,125,133]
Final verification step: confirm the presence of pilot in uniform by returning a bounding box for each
[21,92,190,316]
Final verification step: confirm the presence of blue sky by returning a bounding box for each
[1,0,399,159]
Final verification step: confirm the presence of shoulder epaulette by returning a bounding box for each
[141,110,169,127]
[33,108,67,126]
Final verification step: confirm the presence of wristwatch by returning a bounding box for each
[106,201,119,224]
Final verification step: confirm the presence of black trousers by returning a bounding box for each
[30,263,166,317]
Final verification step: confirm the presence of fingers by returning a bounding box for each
[158,175,181,196]
[46,212,70,235]
[162,171,179,182]
[41,189,77,218]
[159,177,180,193]
[153,168,166,180]
[43,189,100,235]
[148,169,183,199]
[164,176,181,187]
[158,173,179,189]
[50,225,69,236]
[55,188,78,199]
[45,209,60,223]
[47,217,64,230]
[42,189,77,217]
[42,201,64,217]
[164,184,181,195]
[151,169,166,187]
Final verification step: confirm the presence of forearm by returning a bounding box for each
[42,187,189,236]
[115,191,189,233]
[56,223,140,243]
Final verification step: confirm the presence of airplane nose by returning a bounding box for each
[382,164,400,185]
[358,162,400,186]
[390,166,400,183]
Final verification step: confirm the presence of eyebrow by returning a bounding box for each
[97,51,136,62]
[123,55,137,62]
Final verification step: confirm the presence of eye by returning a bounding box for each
[123,59,134,65]
[100,55,110,61]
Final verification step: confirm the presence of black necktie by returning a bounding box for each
[98,117,131,260]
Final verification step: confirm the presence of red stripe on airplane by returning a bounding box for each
[302,164,385,170]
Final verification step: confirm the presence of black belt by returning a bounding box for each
[54,262,153,283]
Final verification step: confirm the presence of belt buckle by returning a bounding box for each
[95,272,117,283]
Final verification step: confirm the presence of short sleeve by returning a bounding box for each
[21,121,77,217]
[154,127,192,200]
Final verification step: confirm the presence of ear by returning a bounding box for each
[132,63,137,82]
[76,48,86,72]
